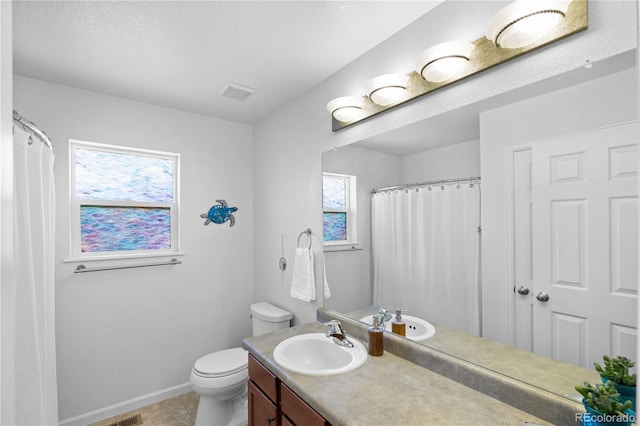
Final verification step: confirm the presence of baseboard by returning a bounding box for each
[59,382,192,426]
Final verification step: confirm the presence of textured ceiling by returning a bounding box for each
[13,1,442,124]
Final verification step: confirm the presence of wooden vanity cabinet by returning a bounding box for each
[248,381,277,426]
[248,354,330,426]
[248,355,278,426]
[279,382,326,426]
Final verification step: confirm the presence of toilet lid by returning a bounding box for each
[194,348,248,378]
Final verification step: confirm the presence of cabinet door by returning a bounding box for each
[280,382,327,426]
[248,381,277,426]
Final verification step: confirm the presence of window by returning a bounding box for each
[69,140,180,260]
[322,173,358,249]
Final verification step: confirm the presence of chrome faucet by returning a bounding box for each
[324,320,355,348]
[376,307,393,330]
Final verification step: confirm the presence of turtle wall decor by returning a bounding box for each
[201,199,238,227]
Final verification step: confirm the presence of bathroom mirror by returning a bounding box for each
[322,54,638,401]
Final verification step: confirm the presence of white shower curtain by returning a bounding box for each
[372,183,481,336]
[13,126,58,425]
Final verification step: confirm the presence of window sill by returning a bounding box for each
[62,252,185,263]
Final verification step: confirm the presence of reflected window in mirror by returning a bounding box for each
[323,173,359,251]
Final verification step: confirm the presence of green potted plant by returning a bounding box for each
[595,356,636,409]
[575,381,634,426]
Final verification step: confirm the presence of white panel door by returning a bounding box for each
[513,148,533,352]
[531,123,638,368]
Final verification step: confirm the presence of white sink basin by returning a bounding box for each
[359,314,436,341]
[273,333,367,376]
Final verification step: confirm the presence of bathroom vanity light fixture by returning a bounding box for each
[417,41,476,83]
[486,0,573,48]
[328,0,587,132]
[326,96,366,122]
[366,74,410,106]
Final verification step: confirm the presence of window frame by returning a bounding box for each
[67,139,181,261]
[322,172,359,250]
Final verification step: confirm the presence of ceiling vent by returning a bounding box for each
[218,83,256,102]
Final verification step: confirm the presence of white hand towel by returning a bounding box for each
[322,255,331,299]
[290,247,316,301]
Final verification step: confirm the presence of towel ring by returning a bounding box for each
[297,228,312,249]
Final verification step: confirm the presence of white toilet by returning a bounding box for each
[190,302,293,426]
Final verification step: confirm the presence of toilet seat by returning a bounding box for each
[194,347,248,378]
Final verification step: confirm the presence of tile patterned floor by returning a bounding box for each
[89,391,200,426]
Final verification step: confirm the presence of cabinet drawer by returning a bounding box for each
[280,383,327,426]
[249,354,278,403]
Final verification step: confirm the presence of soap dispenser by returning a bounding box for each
[391,309,406,337]
[368,316,384,356]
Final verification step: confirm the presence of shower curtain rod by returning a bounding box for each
[371,176,481,194]
[13,110,54,151]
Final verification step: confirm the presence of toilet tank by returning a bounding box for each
[250,302,293,336]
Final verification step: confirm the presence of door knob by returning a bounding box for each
[517,286,530,295]
[536,292,550,302]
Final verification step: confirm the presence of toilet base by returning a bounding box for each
[194,389,247,426]
[228,396,248,426]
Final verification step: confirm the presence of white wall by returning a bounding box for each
[251,96,326,324]
[401,140,480,184]
[480,67,638,344]
[13,76,254,423]
[253,1,637,333]
[0,2,15,424]
[322,146,401,313]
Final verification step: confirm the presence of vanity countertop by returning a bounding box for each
[243,321,549,426]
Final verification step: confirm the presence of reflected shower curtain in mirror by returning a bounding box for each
[372,183,481,336]
[13,126,58,425]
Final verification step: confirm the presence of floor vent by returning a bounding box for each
[107,414,143,426]
[218,83,256,101]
